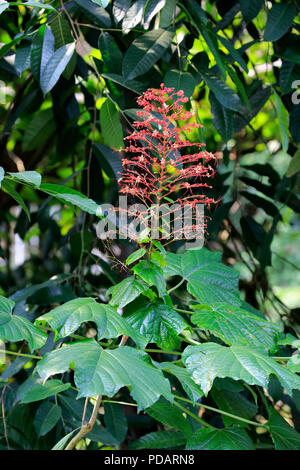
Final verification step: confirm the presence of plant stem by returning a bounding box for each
[167,278,185,294]
[173,400,215,428]
[173,395,268,428]
[144,348,182,355]
[0,349,41,360]
[65,395,102,450]
[174,308,193,315]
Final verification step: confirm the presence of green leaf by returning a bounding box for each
[126,301,189,350]
[211,388,258,427]
[126,248,147,266]
[11,1,58,12]
[287,149,300,177]
[50,14,76,79]
[52,429,79,450]
[234,86,271,132]
[273,89,289,153]
[216,34,248,73]
[22,109,56,152]
[280,60,295,95]
[34,402,61,437]
[191,303,282,352]
[240,0,263,24]
[107,276,149,309]
[36,340,172,410]
[122,0,147,31]
[31,25,55,82]
[183,343,300,396]
[196,68,241,111]
[113,0,130,22]
[7,170,41,187]
[143,0,166,29]
[98,32,123,74]
[164,248,240,306]
[133,260,167,297]
[91,0,109,7]
[159,0,176,28]
[93,143,123,180]
[186,426,255,450]
[268,407,300,450]
[74,0,111,27]
[164,70,195,97]
[104,402,128,443]
[0,294,47,350]
[102,72,146,94]
[210,93,233,141]
[160,362,203,402]
[240,191,281,219]
[146,400,192,438]
[0,166,4,188]
[122,29,174,80]
[39,183,99,215]
[0,1,9,15]
[40,43,75,94]
[38,297,147,349]
[100,99,124,149]
[128,430,186,449]
[21,379,70,403]
[1,179,31,220]
[264,3,297,42]
[15,43,31,76]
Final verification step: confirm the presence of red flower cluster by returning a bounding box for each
[116,84,219,243]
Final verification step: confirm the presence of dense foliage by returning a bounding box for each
[0,0,300,451]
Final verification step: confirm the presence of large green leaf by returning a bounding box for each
[196,68,241,111]
[0,295,47,350]
[264,3,297,42]
[31,25,55,82]
[122,0,147,31]
[36,340,172,410]
[164,248,240,306]
[100,99,123,149]
[160,362,203,402]
[240,0,263,24]
[74,0,111,27]
[7,170,41,187]
[191,303,282,351]
[98,32,123,74]
[183,343,300,395]
[164,70,195,97]
[211,388,258,428]
[39,183,99,215]
[128,430,186,449]
[104,402,128,443]
[21,379,70,403]
[125,301,189,350]
[210,93,233,141]
[0,1,9,15]
[186,426,255,450]
[133,260,167,297]
[122,29,174,80]
[22,109,56,152]
[15,43,31,76]
[50,14,76,80]
[1,179,31,220]
[38,297,147,349]
[40,43,75,94]
[34,402,62,437]
[146,400,192,438]
[268,407,300,450]
[107,276,149,309]
[92,143,123,180]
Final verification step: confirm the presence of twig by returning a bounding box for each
[65,395,102,450]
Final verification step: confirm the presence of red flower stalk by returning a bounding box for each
[116,83,219,243]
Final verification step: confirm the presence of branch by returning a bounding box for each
[65,395,102,450]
